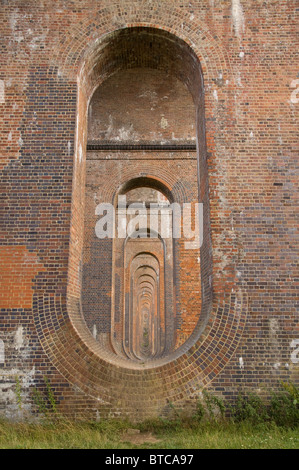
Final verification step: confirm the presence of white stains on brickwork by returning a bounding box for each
[117,125,137,140]
[160,116,168,129]
[138,89,160,112]
[0,380,16,412]
[93,193,100,205]
[14,326,23,351]
[92,324,97,339]
[0,339,4,364]
[105,115,138,141]
[213,89,218,101]
[231,0,245,39]
[57,68,64,79]
[139,90,158,103]
[78,143,83,163]
[88,102,93,123]
[9,11,24,43]
[28,31,49,51]
[269,318,279,336]
[0,80,4,104]
[236,71,243,87]
[9,11,18,31]
[239,357,244,369]
[9,10,49,50]
[290,339,299,364]
[14,326,30,360]
[0,327,36,419]
[290,79,299,104]
[105,115,114,138]
[213,241,229,273]
[0,367,36,419]
[277,122,283,146]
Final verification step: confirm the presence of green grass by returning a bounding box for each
[0,418,298,449]
[2,380,297,449]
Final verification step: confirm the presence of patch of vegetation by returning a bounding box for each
[32,376,57,417]
[1,380,297,449]
[15,376,23,412]
[231,381,299,429]
[0,416,298,449]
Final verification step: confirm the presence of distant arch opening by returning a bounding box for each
[111,184,175,360]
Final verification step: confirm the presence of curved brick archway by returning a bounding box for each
[31,8,247,419]
[33,291,247,417]
[50,2,233,85]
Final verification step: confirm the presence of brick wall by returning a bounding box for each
[0,0,298,421]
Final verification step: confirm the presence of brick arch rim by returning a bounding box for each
[97,170,192,210]
[114,175,175,206]
[32,291,248,412]
[34,16,243,404]
[50,0,231,82]
[78,24,205,103]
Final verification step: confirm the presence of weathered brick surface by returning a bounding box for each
[0,0,298,421]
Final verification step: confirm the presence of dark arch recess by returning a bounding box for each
[116,176,174,205]
[82,27,203,106]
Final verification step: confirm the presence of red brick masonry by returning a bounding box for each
[0,0,298,420]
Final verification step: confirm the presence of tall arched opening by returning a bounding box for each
[68,26,213,368]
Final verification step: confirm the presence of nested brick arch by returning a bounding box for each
[114,175,192,207]
[111,178,178,363]
[124,252,162,361]
[116,176,174,205]
[32,11,247,418]
[85,169,200,362]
